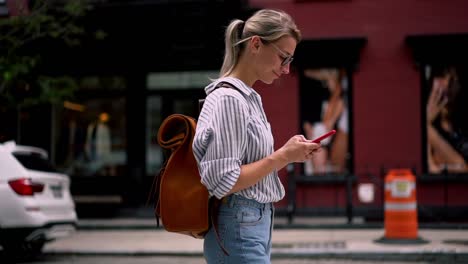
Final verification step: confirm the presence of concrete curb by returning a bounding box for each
[76,222,468,231]
[41,228,468,263]
[41,250,468,262]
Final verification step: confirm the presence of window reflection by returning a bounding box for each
[146,96,162,176]
[425,65,468,173]
[145,95,200,176]
[301,68,351,175]
[56,98,127,177]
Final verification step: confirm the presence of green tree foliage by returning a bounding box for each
[0,0,103,107]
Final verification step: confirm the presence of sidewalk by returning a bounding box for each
[42,217,468,262]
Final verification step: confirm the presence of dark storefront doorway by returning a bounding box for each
[143,71,216,207]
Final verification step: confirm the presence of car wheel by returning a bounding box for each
[2,240,45,260]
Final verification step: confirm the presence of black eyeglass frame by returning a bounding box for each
[261,39,294,66]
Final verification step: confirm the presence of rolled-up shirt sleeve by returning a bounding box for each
[198,94,249,199]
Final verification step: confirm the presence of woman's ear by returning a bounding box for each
[249,36,262,53]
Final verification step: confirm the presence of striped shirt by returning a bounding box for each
[192,77,285,203]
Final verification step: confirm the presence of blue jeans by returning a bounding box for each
[204,195,274,264]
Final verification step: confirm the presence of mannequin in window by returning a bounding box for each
[85,112,111,163]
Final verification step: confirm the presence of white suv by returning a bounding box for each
[0,141,77,258]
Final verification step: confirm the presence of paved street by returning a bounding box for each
[40,228,468,258]
[9,255,435,264]
[2,217,468,263]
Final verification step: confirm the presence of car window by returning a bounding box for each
[13,152,58,173]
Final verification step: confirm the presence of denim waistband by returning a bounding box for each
[222,195,271,210]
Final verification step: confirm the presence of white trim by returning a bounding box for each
[385,202,417,211]
[147,71,219,90]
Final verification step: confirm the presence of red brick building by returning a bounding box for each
[249,0,468,220]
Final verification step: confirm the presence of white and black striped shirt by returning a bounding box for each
[193,77,285,203]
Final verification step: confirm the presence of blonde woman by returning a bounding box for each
[193,9,321,263]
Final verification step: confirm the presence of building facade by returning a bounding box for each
[2,0,467,220]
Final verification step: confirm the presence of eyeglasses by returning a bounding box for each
[269,42,294,66]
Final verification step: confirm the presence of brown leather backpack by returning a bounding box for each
[155,114,210,238]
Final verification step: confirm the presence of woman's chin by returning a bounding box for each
[260,77,276,85]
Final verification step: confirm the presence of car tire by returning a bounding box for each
[2,240,45,260]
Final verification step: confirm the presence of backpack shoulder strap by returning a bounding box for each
[215,81,240,91]
[198,81,245,115]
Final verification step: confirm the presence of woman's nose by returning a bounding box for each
[281,63,290,74]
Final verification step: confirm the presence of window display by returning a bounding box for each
[300,68,351,175]
[55,97,127,177]
[425,65,468,173]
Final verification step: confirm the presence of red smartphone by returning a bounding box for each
[311,129,336,143]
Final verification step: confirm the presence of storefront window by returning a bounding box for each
[300,68,351,175]
[146,96,163,176]
[145,71,216,176]
[424,65,468,174]
[55,97,127,177]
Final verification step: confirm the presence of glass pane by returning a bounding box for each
[55,97,127,177]
[13,152,58,173]
[425,65,468,174]
[300,68,351,175]
[79,76,126,91]
[146,96,163,176]
[145,95,199,176]
[147,71,218,90]
[174,98,196,116]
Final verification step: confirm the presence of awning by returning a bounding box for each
[406,33,468,66]
[294,37,367,70]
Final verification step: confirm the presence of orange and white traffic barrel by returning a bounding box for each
[375,169,428,244]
